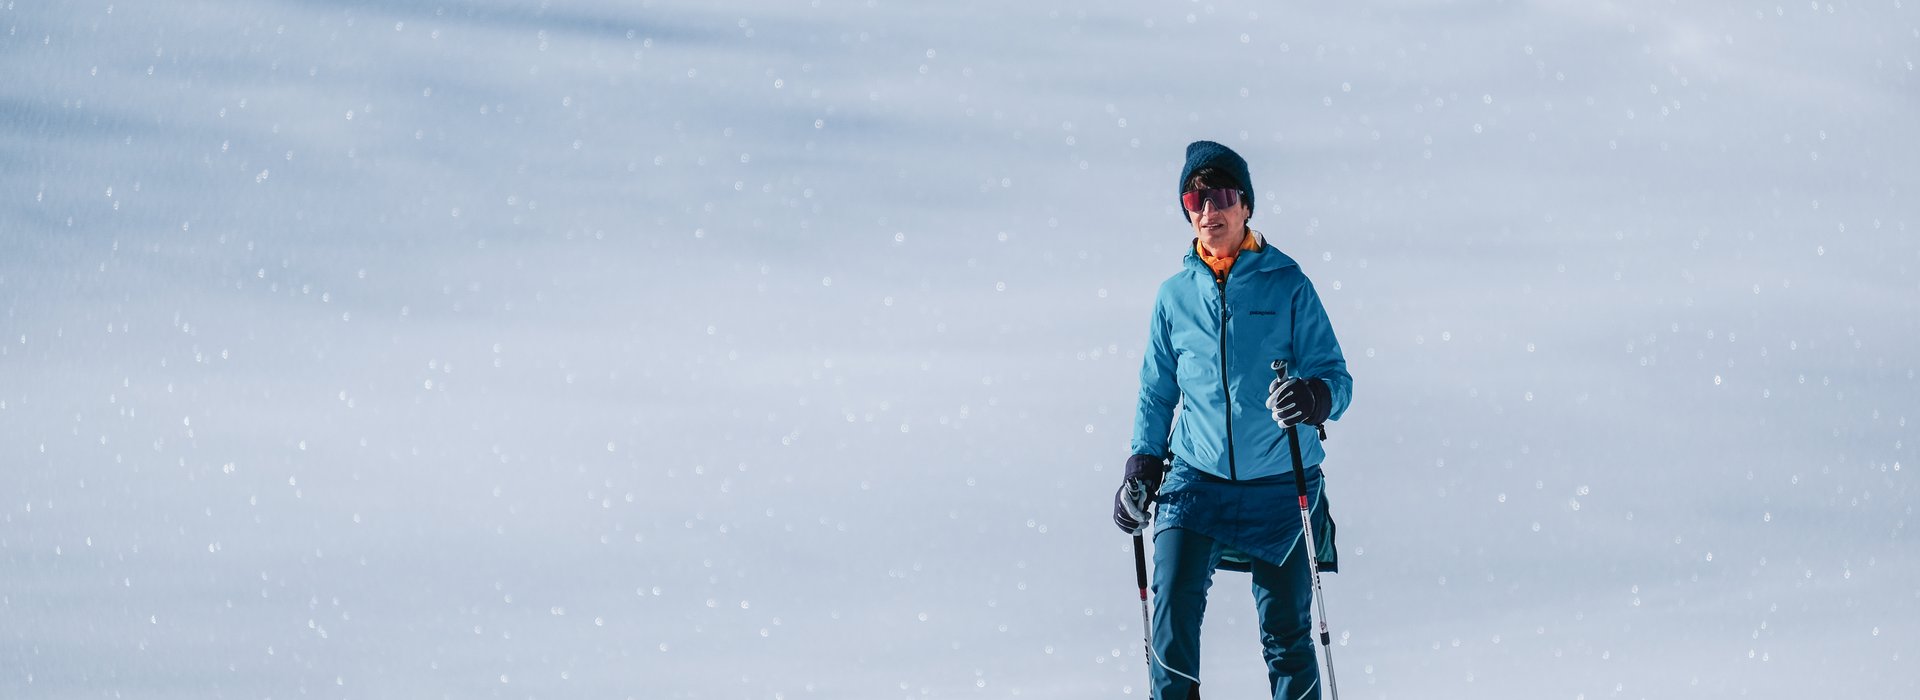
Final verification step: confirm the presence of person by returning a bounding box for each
[1112,140,1353,700]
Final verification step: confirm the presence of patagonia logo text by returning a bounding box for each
[1247,310,1277,316]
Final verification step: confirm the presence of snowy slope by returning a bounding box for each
[3,1,1916,698]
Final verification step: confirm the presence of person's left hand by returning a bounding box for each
[1266,375,1331,428]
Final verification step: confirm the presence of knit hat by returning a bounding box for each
[1178,140,1253,222]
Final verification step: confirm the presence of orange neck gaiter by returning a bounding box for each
[1197,231,1263,281]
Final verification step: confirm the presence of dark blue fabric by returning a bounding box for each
[1149,526,1217,700]
[1251,537,1320,700]
[1151,527,1321,700]
[1154,460,1327,572]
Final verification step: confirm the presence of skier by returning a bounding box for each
[1113,140,1353,700]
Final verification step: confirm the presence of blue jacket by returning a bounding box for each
[1131,235,1352,480]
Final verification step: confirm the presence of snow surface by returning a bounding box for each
[2,1,1916,698]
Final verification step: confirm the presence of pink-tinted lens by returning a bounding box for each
[1180,188,1240,212]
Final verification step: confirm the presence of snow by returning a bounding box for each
[2,0,1916,698]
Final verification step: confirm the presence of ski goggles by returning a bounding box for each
[1180,187,1242,213]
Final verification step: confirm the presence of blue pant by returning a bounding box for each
[1150,526,1319,700]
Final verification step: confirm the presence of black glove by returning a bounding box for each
[1113,454,1167,534]
[1266,376,1332,427]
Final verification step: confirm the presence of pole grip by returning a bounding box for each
[1272,360,1311,495]
[1132,533,1149,594]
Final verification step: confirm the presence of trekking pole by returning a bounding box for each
[1132,532,1153,692]
[1272,360,1340,700]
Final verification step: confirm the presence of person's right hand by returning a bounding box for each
[1112,454,1166,534]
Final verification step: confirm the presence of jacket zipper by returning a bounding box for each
[1216,274,1237,481]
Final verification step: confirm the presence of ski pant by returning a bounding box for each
[1150,526,1319,700]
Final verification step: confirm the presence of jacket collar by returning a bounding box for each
[1183,230,1297,276]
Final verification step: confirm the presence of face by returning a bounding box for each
[1184,187,1250,253]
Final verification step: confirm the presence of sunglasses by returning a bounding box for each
[1181,188,1242,213]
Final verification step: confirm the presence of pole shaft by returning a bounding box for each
[1133,533,1152,693]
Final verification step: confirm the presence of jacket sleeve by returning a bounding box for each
[1131,293,1179,457]
[1292,279,1353,421]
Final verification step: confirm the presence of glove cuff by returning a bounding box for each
[1305,378,1333,425]
[1124,454,1167,486]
